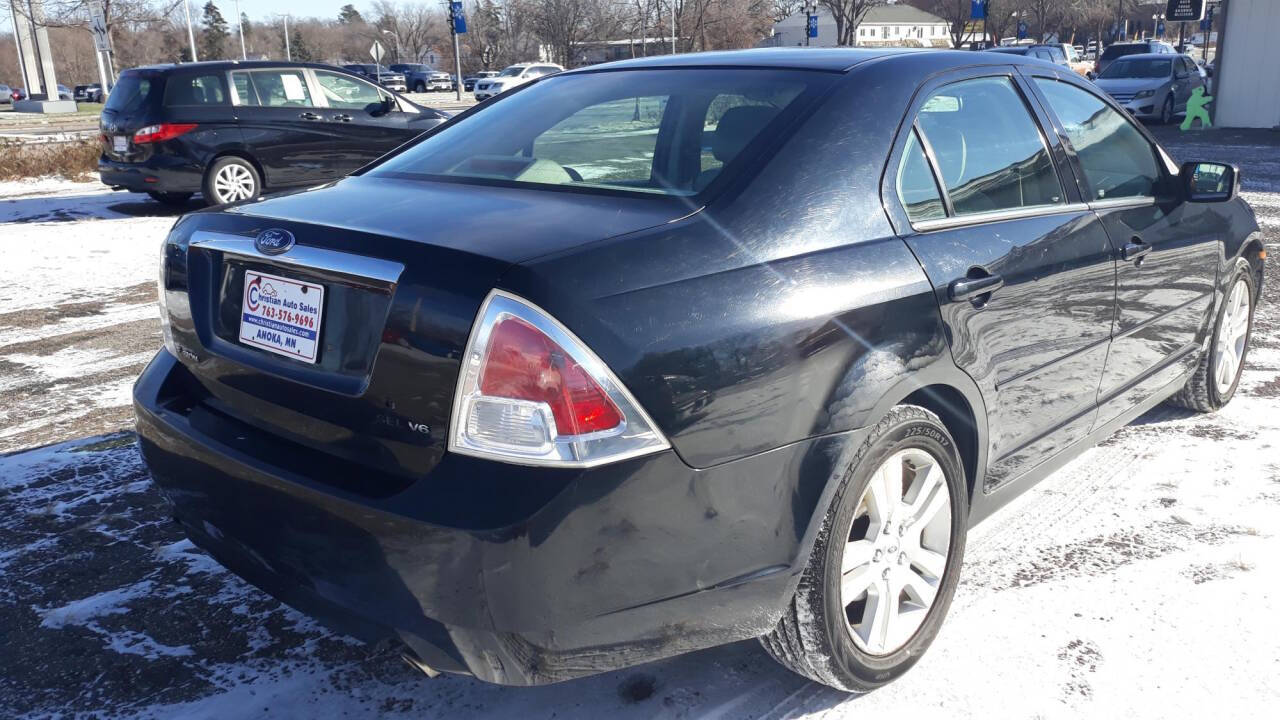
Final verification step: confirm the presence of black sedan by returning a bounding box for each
[98,61,447,206]
[135,49,1262,691]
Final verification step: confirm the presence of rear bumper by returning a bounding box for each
[133,349,839,684]
[99,154,203,194]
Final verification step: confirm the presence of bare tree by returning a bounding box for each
[819,0,884,47]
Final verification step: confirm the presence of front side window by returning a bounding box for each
[371,69,822,197]
[315,71,383,109]
[164,74,225,106]
[913,76,1063,216]
[499,66,525,77]
[1033,78,1161,200]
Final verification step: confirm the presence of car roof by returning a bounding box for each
[128,60,362,74]
[1108,53,1176,61]
[566,48,1060,76]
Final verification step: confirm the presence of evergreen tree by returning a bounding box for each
[289,28,314,61]
[200,1,229,60]
[338,4,364,24]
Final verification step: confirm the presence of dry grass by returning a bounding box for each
[0,138,101,182]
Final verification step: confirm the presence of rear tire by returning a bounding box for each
[1167,257,1256,412]
[146,191,193,207]
[414,81,426,92]
[202,156,260,207]
[760,404,968,692]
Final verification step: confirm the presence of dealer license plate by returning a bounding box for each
[238,270,324,363]
[112,136,127,153]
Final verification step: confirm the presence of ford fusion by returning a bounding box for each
[135,49,1263,691]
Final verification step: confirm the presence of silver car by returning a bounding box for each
[1093,53,1205,124]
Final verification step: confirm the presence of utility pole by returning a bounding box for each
[235,0,246,59]
[283,15,291,61]
[183,0,198,62]
[670,0,676,54]
[448,1,463,100]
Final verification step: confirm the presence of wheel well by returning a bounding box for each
[207,150,266,189]
[1242,238,1265,302]
[901,385,979,502]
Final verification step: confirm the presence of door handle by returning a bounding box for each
[948,272,1004,304]
[331,114,352,122]
[299,111,322,121]
[1121,237,1151,264]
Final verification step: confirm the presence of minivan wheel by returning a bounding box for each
[203,156,260,206]
[1160,95,1174,125]
[1168,258,1256,412]
[761,404,967,692]
[146,191,193,207]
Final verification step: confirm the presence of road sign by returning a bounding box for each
[369,40,385,63]
[970,1,985,20]
[807,15,818,38]
[1165,0,1205,23]
[89,5,110,52]
[1201,5,1214,31]
[450,1,467,34]
[1156,19,1165,36]
[1017,21,1027,40]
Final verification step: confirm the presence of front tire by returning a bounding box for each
[761,405,968,692]
[414,81,425,92]
[202,156,260,207]
[1168,258,1256,412]
[1160,95,1175,125]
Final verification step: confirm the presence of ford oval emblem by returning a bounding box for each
[255,228,295,256]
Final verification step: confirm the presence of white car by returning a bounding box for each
[473,63,564,101]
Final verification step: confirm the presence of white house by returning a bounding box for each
[766,3,952,49]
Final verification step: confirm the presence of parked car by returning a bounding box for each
[57,84,73,101]
[473,62,563,100]
[424,71,455,92]
[464,71,497,91]
[388,63,432,92]
[341,64,408,93]
[985,44,1071,69]
[1094,39,1176,77]
[1052,42,1094,76]
[0,83,11,105]
[98,61,448,206]
[74,83,105,103]
[1094,53,1205,123]
[135,48,1261,693]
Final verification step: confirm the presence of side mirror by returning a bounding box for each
[1175,71,1189,80]
[1181,161,1238,202]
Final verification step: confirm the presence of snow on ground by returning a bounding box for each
[0,180,185,453]
[0,128,1278,719]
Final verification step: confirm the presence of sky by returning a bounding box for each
[0,0,383,32]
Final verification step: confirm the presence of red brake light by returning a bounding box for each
[479,316,622,435]
[132,123,198,144]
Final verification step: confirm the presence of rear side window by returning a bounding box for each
[896,129,946,222]
[532,96,668,186]
[164,74,226,106]
[104,74,158,114]
[913,76,1063,217]
[239,70,313,107]
[1033,79,1161,200]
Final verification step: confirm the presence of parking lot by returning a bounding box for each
[1,124,1278,718]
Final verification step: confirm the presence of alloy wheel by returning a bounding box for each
[840,448,952,656]
[1214,277,1251,395]
[213,163,255,204]
[1162,96,1174,124]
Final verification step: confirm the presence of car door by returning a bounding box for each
[310,69,414,173]
[1026,72,1218,426]
[885,68,1117,493]
[230,68,339,187]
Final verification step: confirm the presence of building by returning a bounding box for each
[1214,0,1280,128]
[766,3,951,49]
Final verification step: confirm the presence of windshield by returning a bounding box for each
[103,74,158,114]
[499,67,525,77]
[1100,58,1172,79]
[370,69,827,197]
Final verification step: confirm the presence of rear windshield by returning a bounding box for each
[104,74,159,114]
[1101,45,1147,61]
[370,69,828,197]
[1100,58,1172,79]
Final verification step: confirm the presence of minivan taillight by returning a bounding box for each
[449,290,669,467]
[133,123,197,144]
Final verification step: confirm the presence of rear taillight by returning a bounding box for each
[450,291,668,467]
[133,123,197,144]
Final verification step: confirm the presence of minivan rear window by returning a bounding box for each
[104,74,158,114]
[1100,45,1147,61]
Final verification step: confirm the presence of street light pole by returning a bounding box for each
[183,0,198,62]
[283,15,291,61]
[235,0,246,60]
